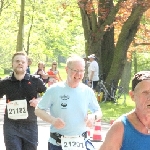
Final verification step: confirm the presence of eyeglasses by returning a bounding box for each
[68,67,85,73]
[53,64,57,65]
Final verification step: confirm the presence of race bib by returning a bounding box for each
[61,136,86,150]
[7,99,28,120]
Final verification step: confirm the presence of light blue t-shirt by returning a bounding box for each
[121,115,150,150]
[37,81,101,145]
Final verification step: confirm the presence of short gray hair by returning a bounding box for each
[66,54,85,67]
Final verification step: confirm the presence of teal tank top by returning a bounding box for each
[121,115,150,150]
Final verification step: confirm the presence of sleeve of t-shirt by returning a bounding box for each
[37,78,47,93]
[87,87,101,113]
[37,88,53,111]
[90,62,96,72]
[0,80,5,98]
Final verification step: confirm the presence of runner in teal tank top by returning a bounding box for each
[100,71,150,150]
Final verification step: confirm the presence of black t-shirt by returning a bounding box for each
[0,73,46,122]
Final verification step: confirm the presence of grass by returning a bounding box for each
[100,95,135,123]
[0,65,135,122]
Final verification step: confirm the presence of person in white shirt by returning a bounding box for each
[88,54,99,91]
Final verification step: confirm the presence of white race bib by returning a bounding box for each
[61,136,86,150]
[7,99,28,120]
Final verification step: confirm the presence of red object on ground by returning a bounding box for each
[91,119,102,142]
[87,128,91,137]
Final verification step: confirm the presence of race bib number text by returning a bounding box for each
[7,99,28,120]
[61,136,86,150]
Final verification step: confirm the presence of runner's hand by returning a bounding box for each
[29,97,39,107]
[85,114,95,127]
[51,118,65,129]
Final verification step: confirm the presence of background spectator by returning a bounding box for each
[26,57,32,74]
[35,61,48,84]
[88,54,99,91]
[47,61,62,87]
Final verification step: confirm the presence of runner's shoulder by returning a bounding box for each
[0,76,11,81]
[30,74,40,78]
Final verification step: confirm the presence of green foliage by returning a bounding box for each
[0,0,85,69]
[132,52,150,76]
[136,53,150,70]
[100,95,135,122]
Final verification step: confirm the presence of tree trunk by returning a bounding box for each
[16,0,25,52]
[78,0,149,90]
[101,29,114,80]
[133,51,138,75]
[26,3,35,55]
[78,0,115,79]
[105,4,145,87]
[119,60,132,94]
[26,16,33,55]
[0,0,4,16]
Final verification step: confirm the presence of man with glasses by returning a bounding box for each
[35,54,102,150]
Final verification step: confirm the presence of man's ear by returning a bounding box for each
[129,90,135,101]
[65,66,67,74]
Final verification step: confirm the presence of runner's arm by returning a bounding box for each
[99,121,123,150]
[35,107,55,124]
[35,107,65,129]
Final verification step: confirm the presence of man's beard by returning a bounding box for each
[14,68,26,74]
